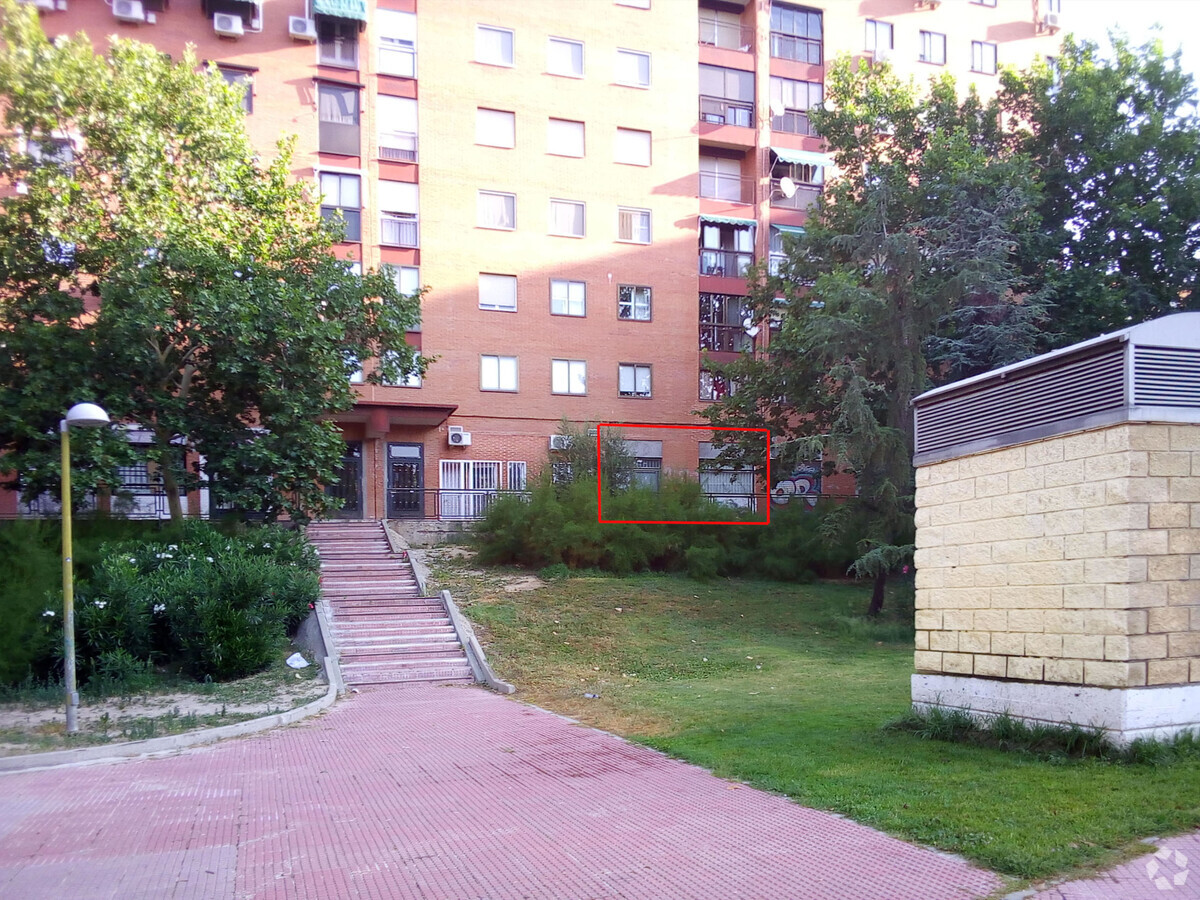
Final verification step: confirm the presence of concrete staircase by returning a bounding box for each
[307,521,474,687]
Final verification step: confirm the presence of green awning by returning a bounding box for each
[312,0,367,21]
[770,147,832,167]
[772,224,806,236]
[700,214,756,227]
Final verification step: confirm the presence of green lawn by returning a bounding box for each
[431,558,1200,883]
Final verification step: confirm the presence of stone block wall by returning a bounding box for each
[914,423,1200,689]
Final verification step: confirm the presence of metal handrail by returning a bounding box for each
[699,96,754,128]
[698,18,754,51]
[699,249,754,277]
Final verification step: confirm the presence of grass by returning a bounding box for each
[430,555,1200,883]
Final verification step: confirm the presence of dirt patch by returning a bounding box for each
[503,576,547,593]
[425,547,546,596]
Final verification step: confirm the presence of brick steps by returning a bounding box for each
[307,520,474,688]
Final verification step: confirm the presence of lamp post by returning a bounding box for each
[60,402,110,734]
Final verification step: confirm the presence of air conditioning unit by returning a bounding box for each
[447,426,472,446]
[213,12,245,38]
[549,435,571,451]
[1041,11,1060,31]
[112,0,145,23]
[873,46,894,64]
[288,15,317,41]
[21,0,58,12]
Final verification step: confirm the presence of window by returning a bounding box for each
[700,220,754,275]
[699,65,754,127]
[770,225,803,275]
[476,25,514,66]
[388,264,420,297]
[615,49,650,87]
[318,17,358,67]
[382,350,422,387]
[218,66,253,113]
[619,364,651,398]
[769,77,822,136]
[1046,0,1062,11]
[770,3,822,64]
[699,371,738,402]
[547,37,584,77]
[346,351,364,384]
[700,293,752,352]
[507,461,527,491]
[378,94,418,162]
[552,359,588,395]
[379,180,419,247]
[440,460,503,519]
[972,41,998,74]
[865,19,893,53]
[617,207,650,243]
[477,191,516,230]
[547,118,585,157]
[618,285,651,321]
[317,82,359,156]
[700,155,746,203]
[319,172,361,241]
[551,279,586,316]
[550,199,585,237]
[481,355,518,391]
[615,128,651,166]
[699,9,747,51]
[919,31,946,65]
[476,108,515,148]
[479,274,517,311]
[377,10,416,77]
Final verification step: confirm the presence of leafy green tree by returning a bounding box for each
[0,2,426,521]
[1002,35,1200,345]
[703,59,1044,614]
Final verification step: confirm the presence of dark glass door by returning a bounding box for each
[326,441,363,518]
[387,442,424,518]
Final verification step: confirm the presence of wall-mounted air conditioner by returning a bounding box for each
[113,0,145,23]
[1041,12,1060,31]
[549,435,570,451]
[448,426,473,446]
[873,46,894,64]
[288,16,317,41]
[214,12,245,38]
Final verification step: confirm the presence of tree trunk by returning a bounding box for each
[867,570,887,617]
[161,455,185,523]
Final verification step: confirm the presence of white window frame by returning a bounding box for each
[547,118,585,157]
[318,17,359,68]
[552,359,588,395]
[479,273,518,311]
[477,190,516,230]
[865,19,893,53]
[440,460,502,520]
[616,0,650,8]
[377,9,416,78]
[615,128,651,166]
[476,25,515,67]
[919,31,946,66]
[617,206,651,244]
[618,285,651,322]
[381,350,422,387]
[377,94,417,162]
[549,199,586,238]
[507,461,527,491]
[480,355,518,391]
[618,363,652,398]
[319,170,362,242]
[476,108,515,148]
[615,48,651,88]
[972,40,998,75]
[547,37,584,78]
[550,279,586,316]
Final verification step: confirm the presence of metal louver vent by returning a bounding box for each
[1134,346,1200,407]
[915,344,1125,456]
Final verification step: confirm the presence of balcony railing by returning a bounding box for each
[769,253,788,276]
[769,178,821,211]
[771,109,817,136]
[700,322,752,353]
[379,131,418,162]
[699,96,754,128]
[699,249,754,277]
[381,214,419,248]
[699,172,755,204]
[769,32,822,65]
[698,17,754,51]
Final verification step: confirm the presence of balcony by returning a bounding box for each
[700,322,752,353]
[770,178,821,211]
[769,32,822,65]
[771,109,816,137]
[379,131,418,163]
[699,17,754,52]
[381,213,419,248]
[699,249,753,278]
[699,96,754,128]
[699,171,755,204]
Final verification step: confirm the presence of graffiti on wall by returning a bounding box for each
[771,464,821,507]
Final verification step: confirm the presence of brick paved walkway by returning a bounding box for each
[1031,832,1200,899]
[0,684,1002,899]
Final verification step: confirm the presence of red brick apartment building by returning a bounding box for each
[11,0,1061,524]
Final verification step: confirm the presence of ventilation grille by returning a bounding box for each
[915,344,1126,455]
[1134,346,1200,407]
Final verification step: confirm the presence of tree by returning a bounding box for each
[0,2,426,522]
[702,59,1045,614]
[1002,35,1200,345]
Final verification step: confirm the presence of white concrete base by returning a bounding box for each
[912,673,1200,745]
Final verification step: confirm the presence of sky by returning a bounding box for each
[1062,0,1200,83]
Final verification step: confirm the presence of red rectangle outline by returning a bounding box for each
[596,422,771,525]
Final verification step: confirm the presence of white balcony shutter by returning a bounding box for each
[379,180,418,214]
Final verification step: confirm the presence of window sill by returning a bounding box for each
[552,392,588,397]
[480,388,519,393]
[619,393,652,399]
[476,225,516,232]
[474,59,515,69]
[616,239,651,246]
[550,312,587,318]
[478,306,518,313]
[549,232,586,239]
[547,71,585,79]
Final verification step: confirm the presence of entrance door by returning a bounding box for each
[387,443,424,518]
[327,441,363,518]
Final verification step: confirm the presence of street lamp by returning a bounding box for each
[61,402,110,734]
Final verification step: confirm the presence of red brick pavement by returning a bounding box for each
[1,684,1005,899]
[1031,833,1200,899]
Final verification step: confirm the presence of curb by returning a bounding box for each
[0,667,340,774]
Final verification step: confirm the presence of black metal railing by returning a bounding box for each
[699,249,754,277]
[698,18,754,51]
[771,109,817,136]
[699,96,754,128]
[700,322,753,353]
[769,32,822,64]
[386,488,531,521]
[769,179,821,211]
